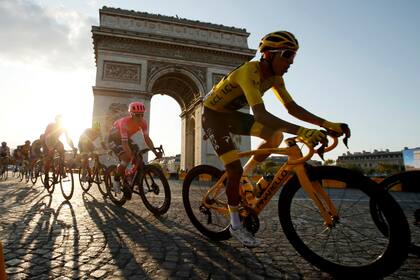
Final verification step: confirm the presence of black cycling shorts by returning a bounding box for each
[202,107,269,166]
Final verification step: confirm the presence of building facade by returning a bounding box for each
[337,149,404,170]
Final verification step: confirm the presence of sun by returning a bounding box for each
[60,113,91,147]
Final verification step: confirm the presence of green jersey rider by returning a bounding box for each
[202,31,350,248]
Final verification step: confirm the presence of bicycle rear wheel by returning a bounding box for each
[95,164,108,197]
[60,166,74,200]
[79,165,92,192]
[278,166,410,278]
[137,164,171,216]
[105,165,126,206]
[182,165,230,241]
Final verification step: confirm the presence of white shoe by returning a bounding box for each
[113,180,121,193]
[229,225,261,248]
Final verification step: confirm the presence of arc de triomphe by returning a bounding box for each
[91,7,255,170]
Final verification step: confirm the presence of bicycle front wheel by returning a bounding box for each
[105,165,126,206]
[95,164,108,197]
[137,164,171,216]
[79,166,92,192]
[60,166,74,200]
[182,165,230,241]
[278,166,410,278]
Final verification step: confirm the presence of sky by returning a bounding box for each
[0,0,419,162]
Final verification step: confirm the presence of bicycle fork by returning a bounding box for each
[295,165,339,228]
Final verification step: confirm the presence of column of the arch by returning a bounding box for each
[180,114,187,171]
[194,103,205,166]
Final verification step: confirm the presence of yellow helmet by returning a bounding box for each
[258,31,299,52]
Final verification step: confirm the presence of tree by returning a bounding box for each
[324,159,335,166]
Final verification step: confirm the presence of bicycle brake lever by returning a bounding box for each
[317,141,327,161]
[341,124,351,149]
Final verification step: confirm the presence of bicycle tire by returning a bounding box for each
[79,166,92,192]
[42,171,55,194]
[369,170,420,257]
[95,164,108,197]
[30,166,38,185]
[60,166,74,200]
[137,164,171,216]
[25,169,30,183]
[18,170,24,182]
[1,166,8,181]
[278,166,410,278]
[182,165,230,241]
[105,165,127,206]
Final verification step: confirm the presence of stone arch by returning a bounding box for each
[147,66,204,111]
[91,7,254,169]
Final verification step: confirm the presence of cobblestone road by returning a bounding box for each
[1,176,419,279]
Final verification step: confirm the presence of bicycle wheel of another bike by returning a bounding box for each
[105,165,126,206]
[30,167,38,185]
[2,167,8,180]
[278,166,410,279]
[60,167,74,200]
[78,166,92,192]
[41,171,55,194]
[369,170,420,257]
[95,164,108,197]
[182,165,230,241]
[137,164,171,216]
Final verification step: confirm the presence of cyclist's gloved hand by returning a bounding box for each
[297,127,327,147]
[321,120,351,137]
[155,150,163,159]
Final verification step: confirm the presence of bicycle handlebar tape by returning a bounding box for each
[0,240,6,280]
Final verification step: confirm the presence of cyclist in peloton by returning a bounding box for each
[107,101,162,196]
[29,135,45,169]
[43,115,77,177]
[78,121,107,180]
[202,31,350,247]
[0,142,11,167]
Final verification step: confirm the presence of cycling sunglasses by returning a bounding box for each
[132,113,144,118]
[268,49,296,60]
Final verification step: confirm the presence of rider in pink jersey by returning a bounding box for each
[107,101,162,194]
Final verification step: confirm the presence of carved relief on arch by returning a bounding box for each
[147,61,206,90]
[104,103,127,133]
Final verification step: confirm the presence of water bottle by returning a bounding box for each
[256,174,274,197]
[239,177,257,206]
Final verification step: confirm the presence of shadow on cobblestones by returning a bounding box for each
[81,192,290,279]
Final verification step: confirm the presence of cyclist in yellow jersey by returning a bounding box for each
[202,31,350,247]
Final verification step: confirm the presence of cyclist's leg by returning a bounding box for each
[107,135,129,191]
[243,122,283,175]
[202,108,260,247]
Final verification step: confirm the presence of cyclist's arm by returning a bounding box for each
[284,101,325,127]
[143,135,160,158]
[141,122,161,158]
[252,103,301,135]
[272,80,326,127]
[64,130,76,150]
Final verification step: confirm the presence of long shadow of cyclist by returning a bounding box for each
[82,192,286,279]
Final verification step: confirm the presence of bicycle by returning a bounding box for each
[104,145,171,216]
[78,151,109,197]
[30,158,44,185]
[182,135,410,278]
[42,150,76,200]
[0,157,9,181]
[370,170,420,257]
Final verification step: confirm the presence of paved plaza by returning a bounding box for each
[0,176,419,279]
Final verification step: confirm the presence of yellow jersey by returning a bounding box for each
[203,61,293,112]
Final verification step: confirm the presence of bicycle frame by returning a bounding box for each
[202,138,340,227]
